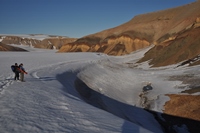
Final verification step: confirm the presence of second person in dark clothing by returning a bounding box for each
[14,63,20,80]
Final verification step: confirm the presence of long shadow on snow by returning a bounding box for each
[56,71,157,132]
[57,71,200,133]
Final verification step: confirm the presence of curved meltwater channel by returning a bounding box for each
[74,77,164,133]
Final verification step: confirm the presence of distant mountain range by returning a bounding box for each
[0,34,77,50]
[1,1,200,67]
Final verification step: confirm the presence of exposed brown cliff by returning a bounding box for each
[59,1,200,66]
[164,94,200,121]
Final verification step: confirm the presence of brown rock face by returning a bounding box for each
[100,35,150,55]
[164,94,200,121]
[59,1,200,66]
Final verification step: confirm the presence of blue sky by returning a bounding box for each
[0,0,196,38]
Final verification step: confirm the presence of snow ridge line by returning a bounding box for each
[26,59,95,75]
[31,72,39,79]
[0,75,14,94]
[0,58,96,95]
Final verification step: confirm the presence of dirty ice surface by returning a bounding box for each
[0,44,199,133]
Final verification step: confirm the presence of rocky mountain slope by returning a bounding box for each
[0,35,77,50]
[58,1,200,124]
[59,1,200,67]
[0,42,27,51]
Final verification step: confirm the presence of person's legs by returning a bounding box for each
[14,72,19,80]
[14,72,17,80]
[16,72,19,80]
[20,73,24,81]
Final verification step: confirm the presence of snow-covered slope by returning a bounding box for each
[0,45,199,133]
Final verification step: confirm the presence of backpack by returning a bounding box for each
[11,65,15,72]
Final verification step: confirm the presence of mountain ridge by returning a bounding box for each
[0,34,77,50]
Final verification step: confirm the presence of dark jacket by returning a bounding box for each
[14,66,20,73]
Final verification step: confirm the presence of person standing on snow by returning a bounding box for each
[19,63,27,82]
[13,63,20,80]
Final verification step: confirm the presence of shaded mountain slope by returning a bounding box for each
[0,42,27,51]
[59,1,200,67]
[138,27,200,67]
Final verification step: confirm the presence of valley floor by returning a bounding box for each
[0,45,199,133]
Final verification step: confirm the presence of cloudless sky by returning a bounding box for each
[0,0,196,38]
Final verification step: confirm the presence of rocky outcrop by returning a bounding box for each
[164,94,200,121]
[59,1,200,67]
[99,35,151,55]
[0,35,77,50]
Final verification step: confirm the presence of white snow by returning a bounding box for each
[0,44,199,133]
[0,36,5,42]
